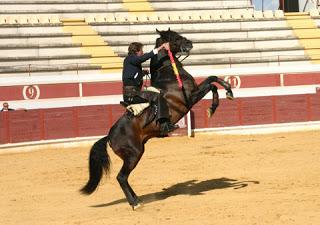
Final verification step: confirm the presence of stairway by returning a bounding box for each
[285,12,320,63]
[61,19,122,73]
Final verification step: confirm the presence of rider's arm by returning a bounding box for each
[129,43,169,65]
[129,51,155,65]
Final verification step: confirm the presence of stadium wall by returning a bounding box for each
[0,66,320,146]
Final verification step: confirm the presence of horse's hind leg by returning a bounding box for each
[114,144,144,210]
[217,77,234,100]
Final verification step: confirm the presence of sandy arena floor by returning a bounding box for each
[1,130,320,225]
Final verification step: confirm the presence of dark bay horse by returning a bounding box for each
[80,29,234,210]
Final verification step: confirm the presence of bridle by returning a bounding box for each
[148,41,191,107]
[177,46,190,62]
[153,48,190,73]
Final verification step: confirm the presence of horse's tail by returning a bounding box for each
[80,136,110,195]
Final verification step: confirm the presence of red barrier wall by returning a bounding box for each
[190,90,320,129]
[0,104,123,144]
[1,90,319,145]
[1,72,319,101]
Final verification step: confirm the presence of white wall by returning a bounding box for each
[252,0,318,12]
[299,0,318,12]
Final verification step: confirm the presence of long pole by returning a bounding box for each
[167,49,183,88]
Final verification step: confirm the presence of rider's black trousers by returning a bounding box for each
[122,85,170,121]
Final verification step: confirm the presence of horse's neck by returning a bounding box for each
[151,54,199,122]
[153,55,196,87]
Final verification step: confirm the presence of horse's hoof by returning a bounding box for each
[226,91,234,100]
[132,202,143,211]
[207,108,213,118]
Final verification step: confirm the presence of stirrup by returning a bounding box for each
[159,122,179,136]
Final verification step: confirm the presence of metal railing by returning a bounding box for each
[302,0,320,11]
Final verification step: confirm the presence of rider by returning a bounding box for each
[122,42,177,136]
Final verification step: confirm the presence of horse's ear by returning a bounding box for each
[168,27,170,31]
[156,28,161,34]
[155,37,162,47]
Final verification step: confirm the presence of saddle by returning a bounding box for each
[120,86,161,116]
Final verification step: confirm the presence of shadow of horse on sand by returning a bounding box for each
[92,177,259,208]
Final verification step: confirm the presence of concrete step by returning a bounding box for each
[182,59,311,69]
[0,0,252,13]
[0,46,83,57]
[181,54,309,66]
[0,23,292,38]
[110,39,302,54]
[177,49,306,61]
[0,26,65,35]
[0,43,81,49]
[0,68,102,76]
[104,36,298,46]
[91,20,288,34]
[1,0,251,4]
[99,23,295,40]
[0,36,73,46]
[0,63,101,74]
[0,57,90,67]
[178,46,305,55]
[100,30,295,43]
[0,7,253,15]
[2,0,251,4]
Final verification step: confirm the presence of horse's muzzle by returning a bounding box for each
[181,40,193,52]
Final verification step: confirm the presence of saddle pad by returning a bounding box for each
[127,103,150,116]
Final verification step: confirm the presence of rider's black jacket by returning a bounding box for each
[122,50,155,87]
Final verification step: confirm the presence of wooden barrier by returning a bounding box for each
[1,73,320,102]
[191,89,320,129]
[1,89,319,145]
[0,105,122,144]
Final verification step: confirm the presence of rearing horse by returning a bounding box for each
[80,29,234,210]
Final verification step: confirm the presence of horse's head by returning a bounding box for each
[156,28,193,55]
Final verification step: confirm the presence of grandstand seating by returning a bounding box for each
[0,0,253,17]
[0,22,99,75]
[92,10,310,69]
[0,0,320,75]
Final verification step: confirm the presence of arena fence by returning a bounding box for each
[0,65,319,147]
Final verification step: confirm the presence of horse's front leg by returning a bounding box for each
[205,76,234,100]
[207,85,219,118]
[190,82,219,117]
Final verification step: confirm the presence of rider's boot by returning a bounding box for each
[159,119,179,136]
[156,92,179,136]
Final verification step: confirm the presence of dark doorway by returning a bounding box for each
[280,0,300,12]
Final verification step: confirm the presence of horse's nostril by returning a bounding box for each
[186,41,193,48]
